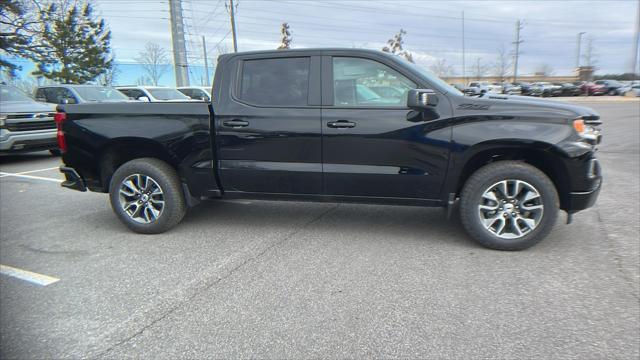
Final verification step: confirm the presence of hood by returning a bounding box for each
[1,100,56,114]
[451,94,599,120]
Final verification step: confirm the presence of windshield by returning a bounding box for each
[395,56,460,95]
[148,88,190,100]
[0,85,33,102]
[74,86,129,102]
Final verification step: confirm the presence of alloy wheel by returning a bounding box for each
[118,174,165,224]
[477,179,544,239]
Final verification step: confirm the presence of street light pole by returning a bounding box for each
[576,32,586,69]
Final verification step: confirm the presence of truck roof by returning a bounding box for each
[219,48,394,60]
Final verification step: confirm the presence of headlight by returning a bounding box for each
[573,117,601,145]
[0,115,6,128]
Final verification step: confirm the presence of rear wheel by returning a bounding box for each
[109,158,186,234]
[459,161,559,250]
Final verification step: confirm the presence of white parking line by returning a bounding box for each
[0,264,60,286]
[0,172,62,183]
[0,167,59,178]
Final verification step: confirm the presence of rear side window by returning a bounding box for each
[240,57,310,106]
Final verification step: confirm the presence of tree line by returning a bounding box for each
[1,0,112,84]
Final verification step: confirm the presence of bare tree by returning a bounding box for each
[493,45,511,82]
[382,29,414,63]
[135,42,169,86]
[99,53,120,86]
[0,0,48,75]
[136,75,150,86]
[429,58,455,78]
[472,57,490,80]
[535,63,554,76]
[277,22,292,49]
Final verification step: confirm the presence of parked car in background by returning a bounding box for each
[513,82,532,95]
[177,86,211,101]
[116,86,194,102]
[594,80,624,95]
[1,84,59,155]
[529,82,562,97]
[553,83,582,96]
[35,85,129,105]
[501,83,522,95]
[575,81,607,96]
[623,84,640,97]
[464,81,501,96]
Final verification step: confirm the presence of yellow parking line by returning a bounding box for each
[0,264,60,286]
[0,172,62,183]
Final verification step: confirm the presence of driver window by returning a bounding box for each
[333,57,415,107]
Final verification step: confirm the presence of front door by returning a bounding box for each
[322,55,452,200]
[216,55,322,195]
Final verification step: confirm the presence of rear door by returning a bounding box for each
[215,54,322,195]
[321,54,452,200]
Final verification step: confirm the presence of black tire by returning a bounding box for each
[49,149,61,156]
[608,89,617,96]
[459,161,559,251]
[109,158,186,234]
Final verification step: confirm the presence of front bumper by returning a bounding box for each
[0,129,57,152]
[563,155,603,212]
[566,179,602,212]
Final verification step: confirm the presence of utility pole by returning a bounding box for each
[476,57,481,80]
[512,20,524,83]
[202,36,210,86]
[632,0,640,75]
[461,11,466,85]
[576,32,586,69]
[168,0,189,86]
[227,0,238,52]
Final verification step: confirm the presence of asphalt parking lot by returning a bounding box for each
[1,99,638,358]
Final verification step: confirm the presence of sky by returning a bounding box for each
[10,0,640,86]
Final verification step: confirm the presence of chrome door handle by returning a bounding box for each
[222,119,249,128]
[327,120,356,128]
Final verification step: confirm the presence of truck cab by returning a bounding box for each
[57,49,603,250]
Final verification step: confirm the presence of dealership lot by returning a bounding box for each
[1,100,638,358]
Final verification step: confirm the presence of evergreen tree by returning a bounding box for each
[277,23,292,50]
[32,1,112,84]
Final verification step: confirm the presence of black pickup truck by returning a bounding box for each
[56,49,602,250]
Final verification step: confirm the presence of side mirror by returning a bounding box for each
[407,89,438,109]
[138,96,150,102]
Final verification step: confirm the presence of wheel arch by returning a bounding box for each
[98,137,177,192]
[450,141,571,210]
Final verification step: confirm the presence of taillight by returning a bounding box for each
[54,112,67,153]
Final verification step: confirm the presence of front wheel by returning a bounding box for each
[109,158,186,234]
[459,161,559,250]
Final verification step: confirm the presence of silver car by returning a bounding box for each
[1,85,59,155]
[34,84,130,104]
